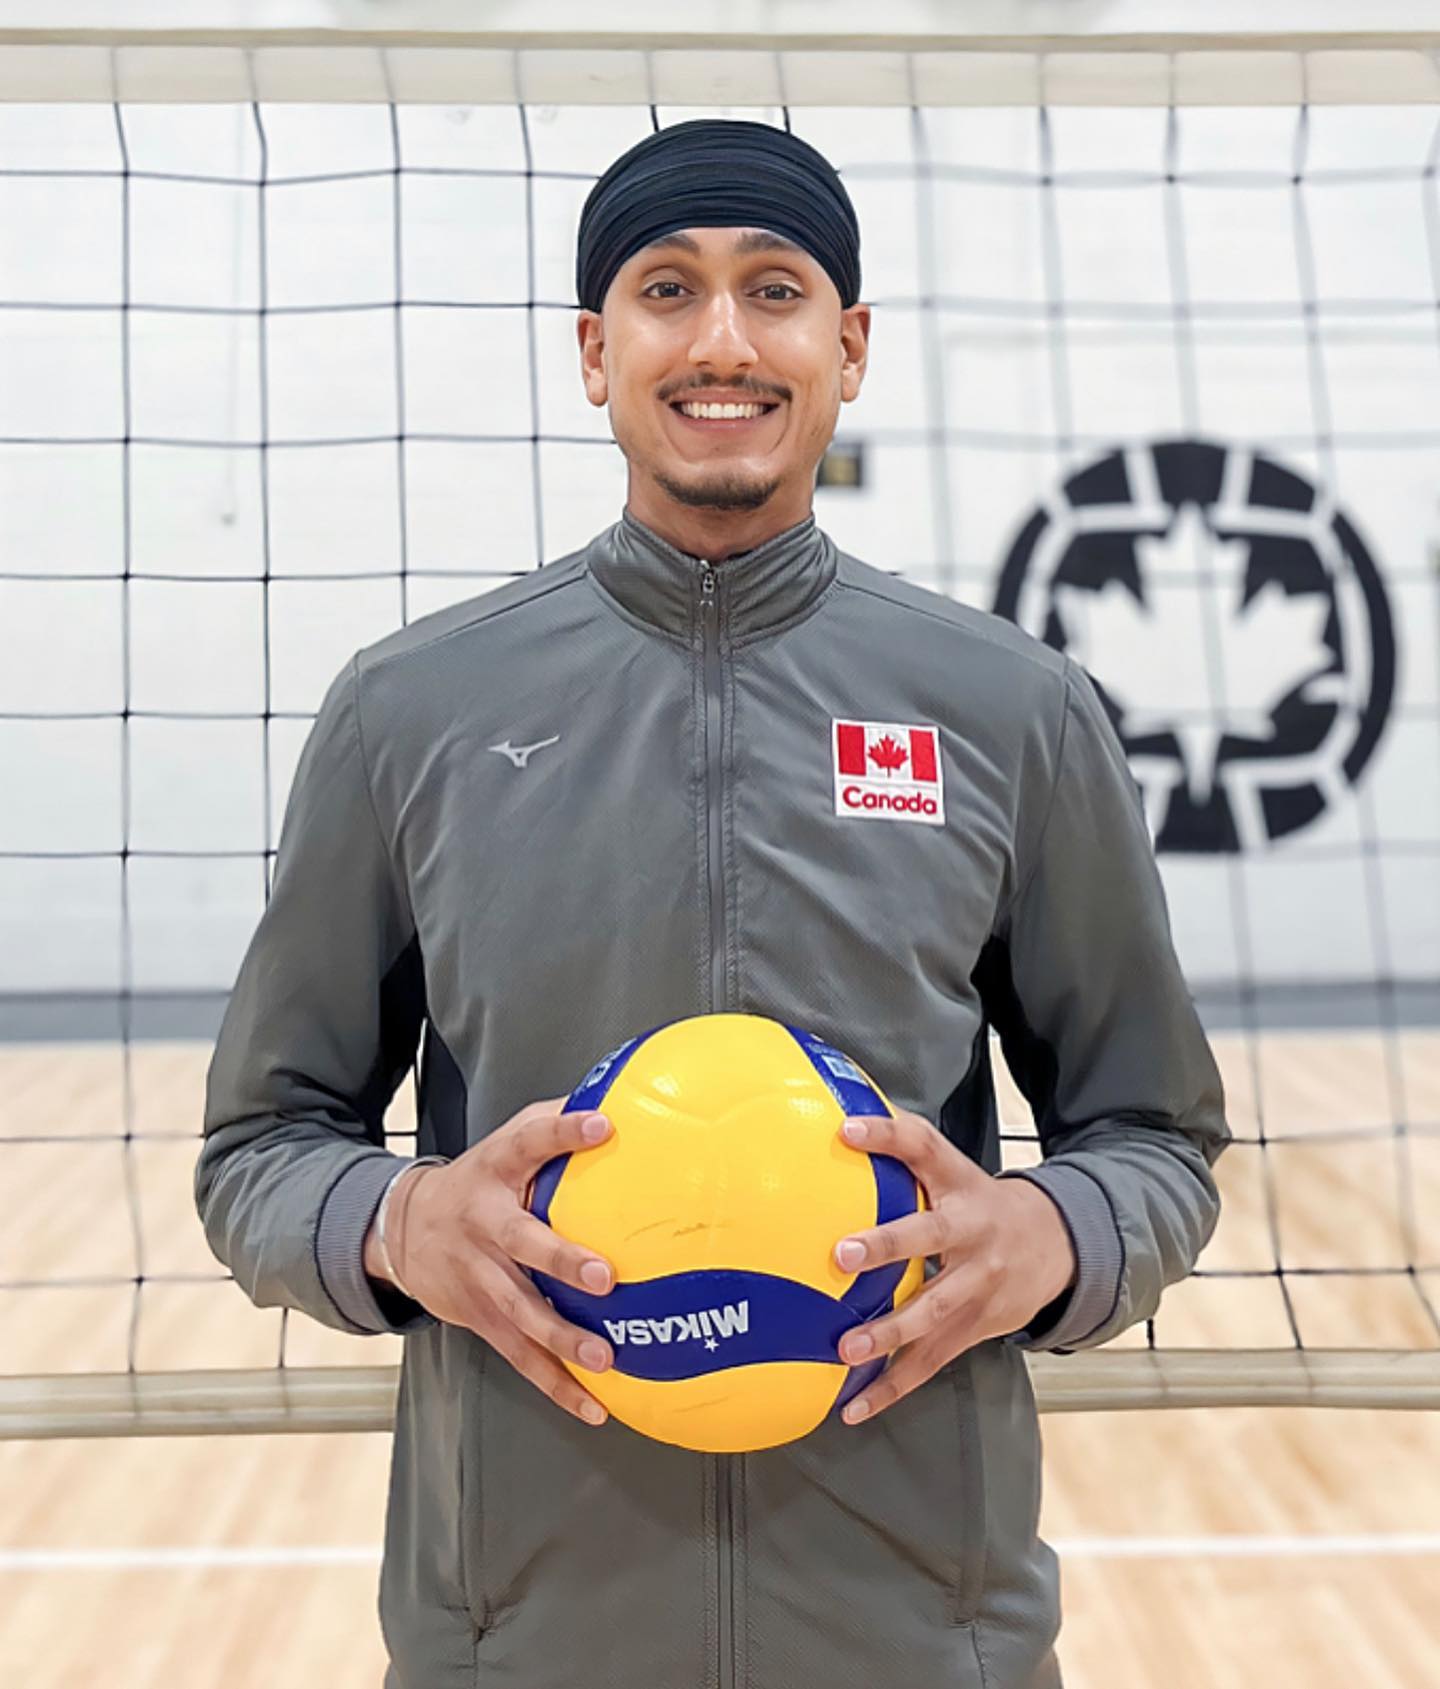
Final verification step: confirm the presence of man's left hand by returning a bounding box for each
[832,1110,1077,1425]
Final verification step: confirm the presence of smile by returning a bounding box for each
[669,400,781,430]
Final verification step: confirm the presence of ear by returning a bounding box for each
[839,302,871,404]
[578,309,608,407]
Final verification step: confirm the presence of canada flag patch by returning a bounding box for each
[833,720,945,826]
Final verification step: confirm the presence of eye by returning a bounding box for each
[642,280,687,299]
[758,283,801,302]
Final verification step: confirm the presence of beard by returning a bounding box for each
[652,463,782,512]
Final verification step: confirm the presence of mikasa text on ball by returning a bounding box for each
[527,1013,927,1453]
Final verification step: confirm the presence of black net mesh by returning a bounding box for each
[0,95,1436,1385]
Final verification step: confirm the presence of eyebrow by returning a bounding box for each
[640,230,808,260]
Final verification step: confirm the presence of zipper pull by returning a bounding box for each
[699,561,716,606]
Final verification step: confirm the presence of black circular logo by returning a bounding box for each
[993,439,1396,853]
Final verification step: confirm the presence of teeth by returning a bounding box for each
[677,401,769,419]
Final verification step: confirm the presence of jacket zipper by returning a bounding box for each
[699,561,728,1014]
[698,557,736,1689]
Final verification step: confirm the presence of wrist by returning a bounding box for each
[362,1197,394,1282]
[999,1174,1078,1305]
[365,1157,448,1293]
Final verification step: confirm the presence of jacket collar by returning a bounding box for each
[587,506,837,641]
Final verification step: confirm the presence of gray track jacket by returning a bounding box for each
[197,507,1229,1689]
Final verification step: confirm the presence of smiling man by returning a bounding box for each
[581,223,852,552]
[197,119,1229,1688]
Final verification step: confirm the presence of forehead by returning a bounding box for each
[633,228,813,262]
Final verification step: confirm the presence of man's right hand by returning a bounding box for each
[364,1098,618,1426]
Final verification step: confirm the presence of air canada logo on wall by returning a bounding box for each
[993,439,1395,853]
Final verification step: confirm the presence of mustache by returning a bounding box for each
[664,383,787,404]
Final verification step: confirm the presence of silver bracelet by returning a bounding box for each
[374,1155,450,1300]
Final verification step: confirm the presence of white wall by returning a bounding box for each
[0,99,1436,998]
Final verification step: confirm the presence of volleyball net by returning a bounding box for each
[1,4,1438,1434]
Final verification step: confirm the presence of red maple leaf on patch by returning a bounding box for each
[868,733,908,774]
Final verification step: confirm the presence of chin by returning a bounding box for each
[654,466,783,513]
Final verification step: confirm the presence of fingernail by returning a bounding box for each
[845,1397,871,1424]
[844,1331,874,1361]
[579,1340,609,1370]
[580,1399,606,1424]
[836,1239,866,1270]
[582,1114,610,1142]
[580,1261,611,1293]
[841,1120,868,1143]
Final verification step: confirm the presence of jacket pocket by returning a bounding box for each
[744,1350,987,1674]
[966,1336,1060,1671]
[378,1327,482,1684]
[462,1343,713,1685]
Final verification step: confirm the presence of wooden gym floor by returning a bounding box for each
[1,1031,1437,1687]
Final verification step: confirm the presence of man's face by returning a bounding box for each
[578,226,869,516]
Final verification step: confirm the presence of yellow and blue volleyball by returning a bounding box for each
[527,1012,927,1453]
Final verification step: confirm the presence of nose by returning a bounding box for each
[687,289,757,371]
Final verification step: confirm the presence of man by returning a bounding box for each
[197,119,1229,1688]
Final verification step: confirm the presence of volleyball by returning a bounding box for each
[526,1013,928,1453]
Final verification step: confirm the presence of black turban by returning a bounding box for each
[575,118,861,313]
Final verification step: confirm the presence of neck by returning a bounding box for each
[623,477,814,563]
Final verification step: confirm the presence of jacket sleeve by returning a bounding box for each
[989,657,1231,1354]
[195,655,438,1338]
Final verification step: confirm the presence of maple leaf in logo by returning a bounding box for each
[1054,504,1346,806]
[868,733,909,776]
